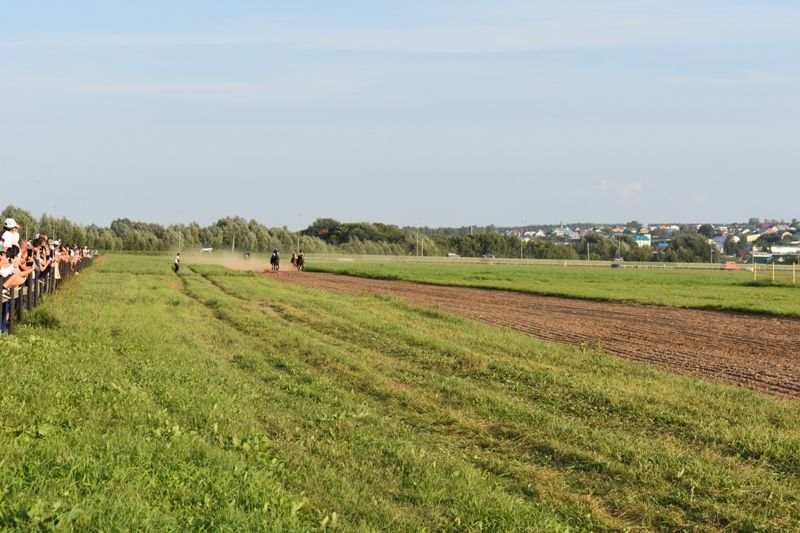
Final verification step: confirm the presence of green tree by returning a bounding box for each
[2,205,38,238]
[303,218,343,243]
[625,246,652,262]
[626,220,642,231]
[698,224,715,238]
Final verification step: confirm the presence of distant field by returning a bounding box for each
[307,259,800,317]
[1,255,799,530]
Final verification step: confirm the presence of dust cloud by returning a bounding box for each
[180,251,272,273]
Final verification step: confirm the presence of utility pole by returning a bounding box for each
[417,218,423,257]
[231,233,235,253]
[587,241,590,261]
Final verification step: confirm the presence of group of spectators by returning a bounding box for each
[1,217,94,328]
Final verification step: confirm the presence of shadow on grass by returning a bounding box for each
[24,308,62,329]
[738,280,799,288]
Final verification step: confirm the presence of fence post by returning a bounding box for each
[27,276,33,310]
[15,288,23,323]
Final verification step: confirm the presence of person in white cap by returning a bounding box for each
[1,218,20,250]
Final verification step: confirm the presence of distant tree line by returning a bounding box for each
[427,232,712,262]
[302,218,720,262]
[1,205,727,262]
[0,205,331,254]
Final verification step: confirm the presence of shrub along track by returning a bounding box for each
[270,270,800,399]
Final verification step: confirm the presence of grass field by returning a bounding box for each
[307,260,800,317]
[1,255,799,530]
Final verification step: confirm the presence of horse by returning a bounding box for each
[270,252,280,271]
[296,254,305,271]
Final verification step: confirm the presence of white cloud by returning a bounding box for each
[597,180,644,202]
[0,72,364,101]
[689,193,707,205]
[0,78,265,95]
[1,7,797,54]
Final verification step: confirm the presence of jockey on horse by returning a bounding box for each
[270,248,280,271]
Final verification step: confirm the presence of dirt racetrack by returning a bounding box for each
[270,270,800,399]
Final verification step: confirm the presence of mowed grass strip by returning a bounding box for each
[306,260,800,317]
[1,259,326,530]
[1,256,559,530]
[194,264,800,531]
[0,255,797,531]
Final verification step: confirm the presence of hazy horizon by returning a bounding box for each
[5,202,795,234]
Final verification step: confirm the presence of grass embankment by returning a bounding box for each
[1,255,799,530]
[307,260,800,317]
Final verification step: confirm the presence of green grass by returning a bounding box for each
[1,255,799,530]
[307,260,800,317]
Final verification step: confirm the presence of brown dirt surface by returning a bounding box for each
[268,269,800,399]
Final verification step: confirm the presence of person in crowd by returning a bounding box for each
[3,242,35,295]
[0,248,11,330]
[1,218,20,251]
[0,228,93,333]
[53,241,63,282]
[0,247,15,295]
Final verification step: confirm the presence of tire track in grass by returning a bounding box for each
[274,271,800,399]
[222,272,800,479]
[260,284,800,524]
[198,269,800,531]
[181,268,572,531]
[184,270,627,529]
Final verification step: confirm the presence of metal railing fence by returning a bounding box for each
[1,257,93,334]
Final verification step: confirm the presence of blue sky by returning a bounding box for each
[1,1,798,228]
